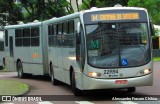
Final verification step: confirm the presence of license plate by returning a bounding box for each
[104,69,118,74]
[115,80,128,84]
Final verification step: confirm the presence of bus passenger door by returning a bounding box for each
[76,24,85,70]
[75,23,85,89]
[9,36,15,71]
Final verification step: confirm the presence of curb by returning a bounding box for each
[14,83,30,97]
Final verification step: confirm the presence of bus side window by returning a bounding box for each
[57,23,62,47]
[48,25,51,46]
[5,30,8,47]
[62,22,68,46]
[0,41,4,51]
[31,27,39,46]
[23,28,30,46]
[48,24,56,47]
[68,20,74,47]
[15,29,23,47]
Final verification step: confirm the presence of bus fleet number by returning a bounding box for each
[104,69,118,74]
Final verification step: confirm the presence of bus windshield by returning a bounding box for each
[86,22,150,68]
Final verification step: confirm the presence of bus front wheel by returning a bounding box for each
[71,71,83,96]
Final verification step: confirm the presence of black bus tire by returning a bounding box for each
[71,71,83,96]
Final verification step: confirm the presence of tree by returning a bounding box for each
[19,0,71,22]
[128,0,160,25]
[19,0,37,22]
[79,0,129,10]
[0,0,23,26]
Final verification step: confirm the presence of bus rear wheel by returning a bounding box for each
[17,61,25,78]
[127,87,136,93]
[71,71,83,96]
[50,64,59,85]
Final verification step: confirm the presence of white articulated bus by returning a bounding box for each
[0,31,5,69]
[5,5,154,96]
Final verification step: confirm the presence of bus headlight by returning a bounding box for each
[88,72,101,78]
[140,68,152,75]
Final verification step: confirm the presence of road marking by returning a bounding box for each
[37,101,53,104]
[75,101,94,104]
[1,103,14,104]
[120,101,138,104]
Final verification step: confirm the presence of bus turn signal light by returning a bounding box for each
[144,68,151,74]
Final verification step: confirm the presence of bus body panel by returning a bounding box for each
[82,72,153,90]
[83,61,153,79]
[42,21,49,75]
[79,61,153,90]
[15,47,30,73]
[5,22,46,75]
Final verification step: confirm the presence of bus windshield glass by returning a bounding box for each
[86,22,150,68]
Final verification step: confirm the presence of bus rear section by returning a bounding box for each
[76,7,153,93]
[4,22,48,77]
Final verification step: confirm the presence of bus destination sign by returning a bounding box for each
[91,13,139,21]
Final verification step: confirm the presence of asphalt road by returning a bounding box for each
[0,62,160,104]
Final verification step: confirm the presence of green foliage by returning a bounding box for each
[0,0,23,26]
[79,0,129,10]
[128,0,160,25]
[0,80,29,96]
[153,56,160,62]
[152,28,159,39]
[79,0,90,10]
[19,0,69,22]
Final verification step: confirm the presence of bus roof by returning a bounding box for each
[4,6,148,28]
[4,22,42,30]
[46,12,80,24]
[81,6,147,13]
[46,6,147,24]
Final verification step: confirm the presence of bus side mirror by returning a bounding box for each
[149,19,155,36]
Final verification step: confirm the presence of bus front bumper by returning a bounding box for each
[82,73,153,90]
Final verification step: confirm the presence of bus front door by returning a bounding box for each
[9,36,15,71]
